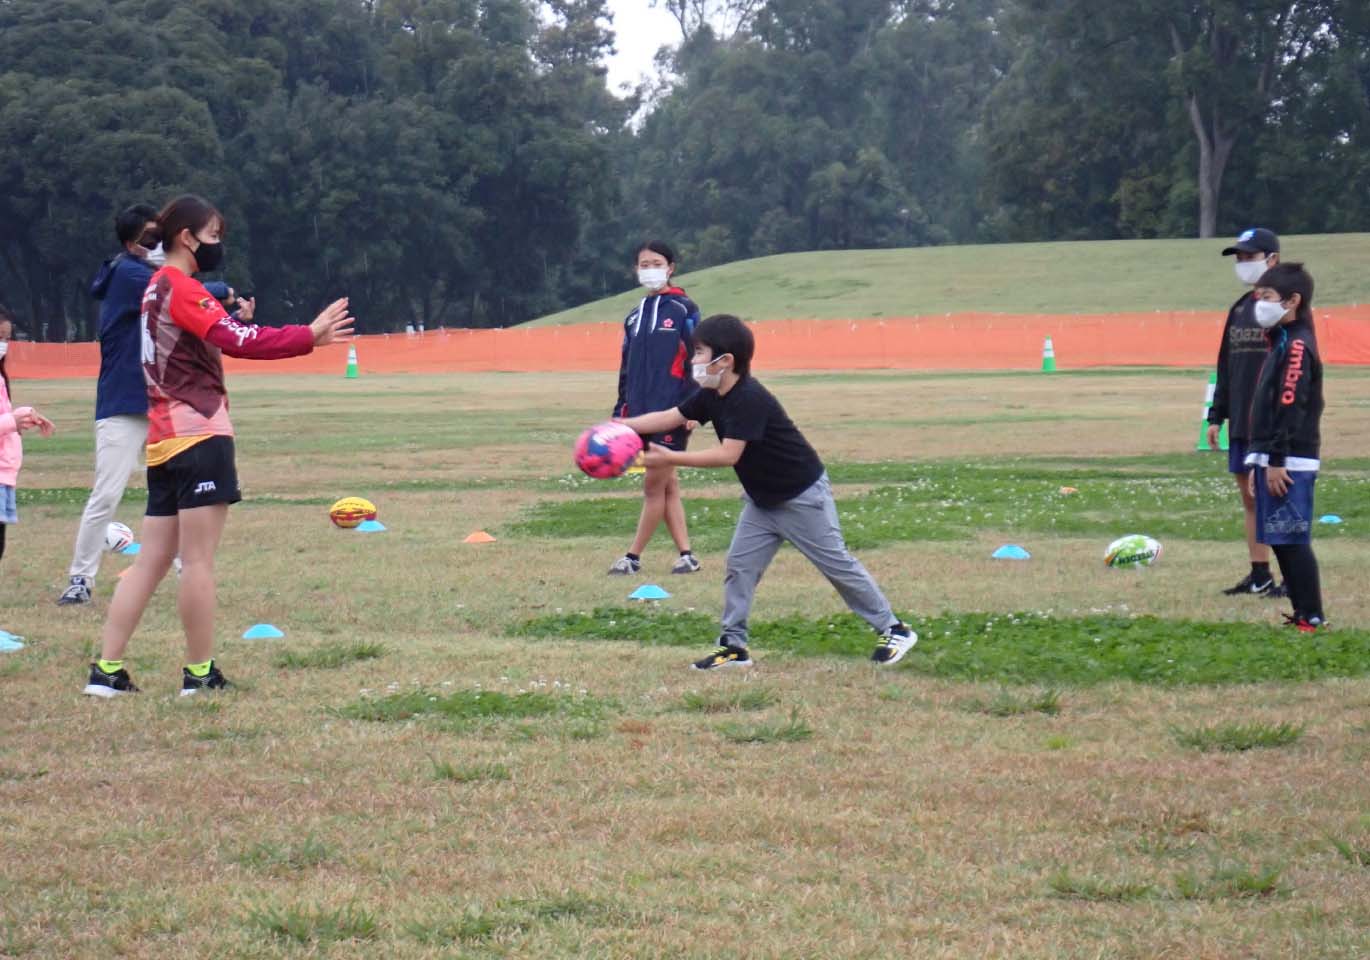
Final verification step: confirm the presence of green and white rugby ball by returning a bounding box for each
[1104,534,1162,568]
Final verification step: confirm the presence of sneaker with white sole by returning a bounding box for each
[671,553,701,574]
[82,663,139,698]
[180,661,230,696]
[57,576,93,606]
[691,645,753,670]
[607,555,641,575]
[871,622,917,666]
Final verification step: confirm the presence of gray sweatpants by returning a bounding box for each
[720,473,896,648]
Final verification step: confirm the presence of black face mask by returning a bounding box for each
[191,240,224,273]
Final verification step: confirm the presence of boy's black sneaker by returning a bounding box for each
[871,623,918,666]
[1221,572,1275,596]
[82,663,139,698]
[691,645,753,671]
[671,553,702,574]
[1265,581,1289,599]
[180,661,230,697]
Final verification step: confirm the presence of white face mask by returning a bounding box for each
[638,266,669,292]
[693,357,727,388]
[1253,300,1288,329]
[1234,258,1268,285]
[0,342,8,359]
[145,243,167,267]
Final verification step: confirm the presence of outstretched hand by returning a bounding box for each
[310,298,355,346]
[641,442,674,469]
[14,407,54,437]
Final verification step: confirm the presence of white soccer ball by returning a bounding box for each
[1104,534,1162,568]
[105,521,135,554]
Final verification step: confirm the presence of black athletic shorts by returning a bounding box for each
[146,435,242,517]
[646,427,691,453]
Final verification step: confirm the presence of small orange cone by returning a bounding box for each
[463,530,497,543]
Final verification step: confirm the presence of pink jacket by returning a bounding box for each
[0,376,27,488]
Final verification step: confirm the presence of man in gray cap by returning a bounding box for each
[1208,227,1286,597]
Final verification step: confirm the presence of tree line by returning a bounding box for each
[1,0,1367,339]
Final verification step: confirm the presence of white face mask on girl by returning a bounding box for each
[638,267,670,292]
[1254,300,1289,328]
[692,357,728,388]
[0,342,8,360]
[145,243,167,268]
[1234,259,1269,285]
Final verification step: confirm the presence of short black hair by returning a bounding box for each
[1257,262,1314,325]
[0,301,14,395]
[694,314,753,377]
[116,203,159,247]
[636,240,675,265]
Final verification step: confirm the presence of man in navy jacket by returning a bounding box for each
[57,205,240,605]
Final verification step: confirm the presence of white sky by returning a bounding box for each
[603,0,681,92]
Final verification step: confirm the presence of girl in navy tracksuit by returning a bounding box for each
[608,241,701,576]
[1245,262,1325,630]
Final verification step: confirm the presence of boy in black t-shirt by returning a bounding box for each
[616,314,918,670]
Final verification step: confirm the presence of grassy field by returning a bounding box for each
[529,233,1370,326]
[2,368,1370,958]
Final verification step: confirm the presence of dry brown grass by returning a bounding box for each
[2,369,1368,958]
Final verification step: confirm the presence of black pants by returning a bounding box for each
[1271,543,1323,620]
[0,522,6,563]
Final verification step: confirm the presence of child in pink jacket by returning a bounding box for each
[0,306,57,565]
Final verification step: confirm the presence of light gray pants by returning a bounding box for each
[720,473,895,648]
[68,414,146,579]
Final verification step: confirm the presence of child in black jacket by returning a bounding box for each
[1244,262,1325,630]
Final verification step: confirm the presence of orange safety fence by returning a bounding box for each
[9,306,1370,379]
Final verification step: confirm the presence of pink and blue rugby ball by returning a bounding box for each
[574,421,643,479]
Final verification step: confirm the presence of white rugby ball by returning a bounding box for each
[105,521,135,554]
[1104,534,1162,568]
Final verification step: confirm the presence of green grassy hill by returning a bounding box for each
[529,234,1370,326]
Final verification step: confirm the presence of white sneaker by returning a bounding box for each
[670,553,701,574]
[57,576,93,606]
[871,623,917,666]
[607,556,641,575]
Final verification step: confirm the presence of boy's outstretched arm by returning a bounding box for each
[616,407,687,436]
[645,438,745,469]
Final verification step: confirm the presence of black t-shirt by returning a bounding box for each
[678,377,824,507]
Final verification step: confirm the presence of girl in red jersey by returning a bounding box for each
[83,195,353,698]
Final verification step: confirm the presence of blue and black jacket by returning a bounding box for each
[614,287,699,418]
[90,253,230,420]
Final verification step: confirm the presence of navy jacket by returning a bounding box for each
[1208,292,1267,441]
[1247,319,1323,468]
[90,253,228,420]
[614,288,699,418]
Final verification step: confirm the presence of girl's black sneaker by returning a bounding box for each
[82,664,140,698]
[181,661,230,697]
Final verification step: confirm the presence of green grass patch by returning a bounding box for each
[272,641,387,670]
[191,726,263,742]
[233,836,334,871]
[1047,868,1154,902]
[1172,862,1287,900]
[515,458,1368,548]
[1049,862,1286,902]
[404,893,616,946]
[1330,838,1370,867]
[528,235,1370,326]
[429,759,512,783]
[678,687,778,713]
[1171,721,1305,752]
[336,687,615,732]
[246,902,378,944]
[966,688,1061,717]
[717,709,814,744]
[516,607,1370,686]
